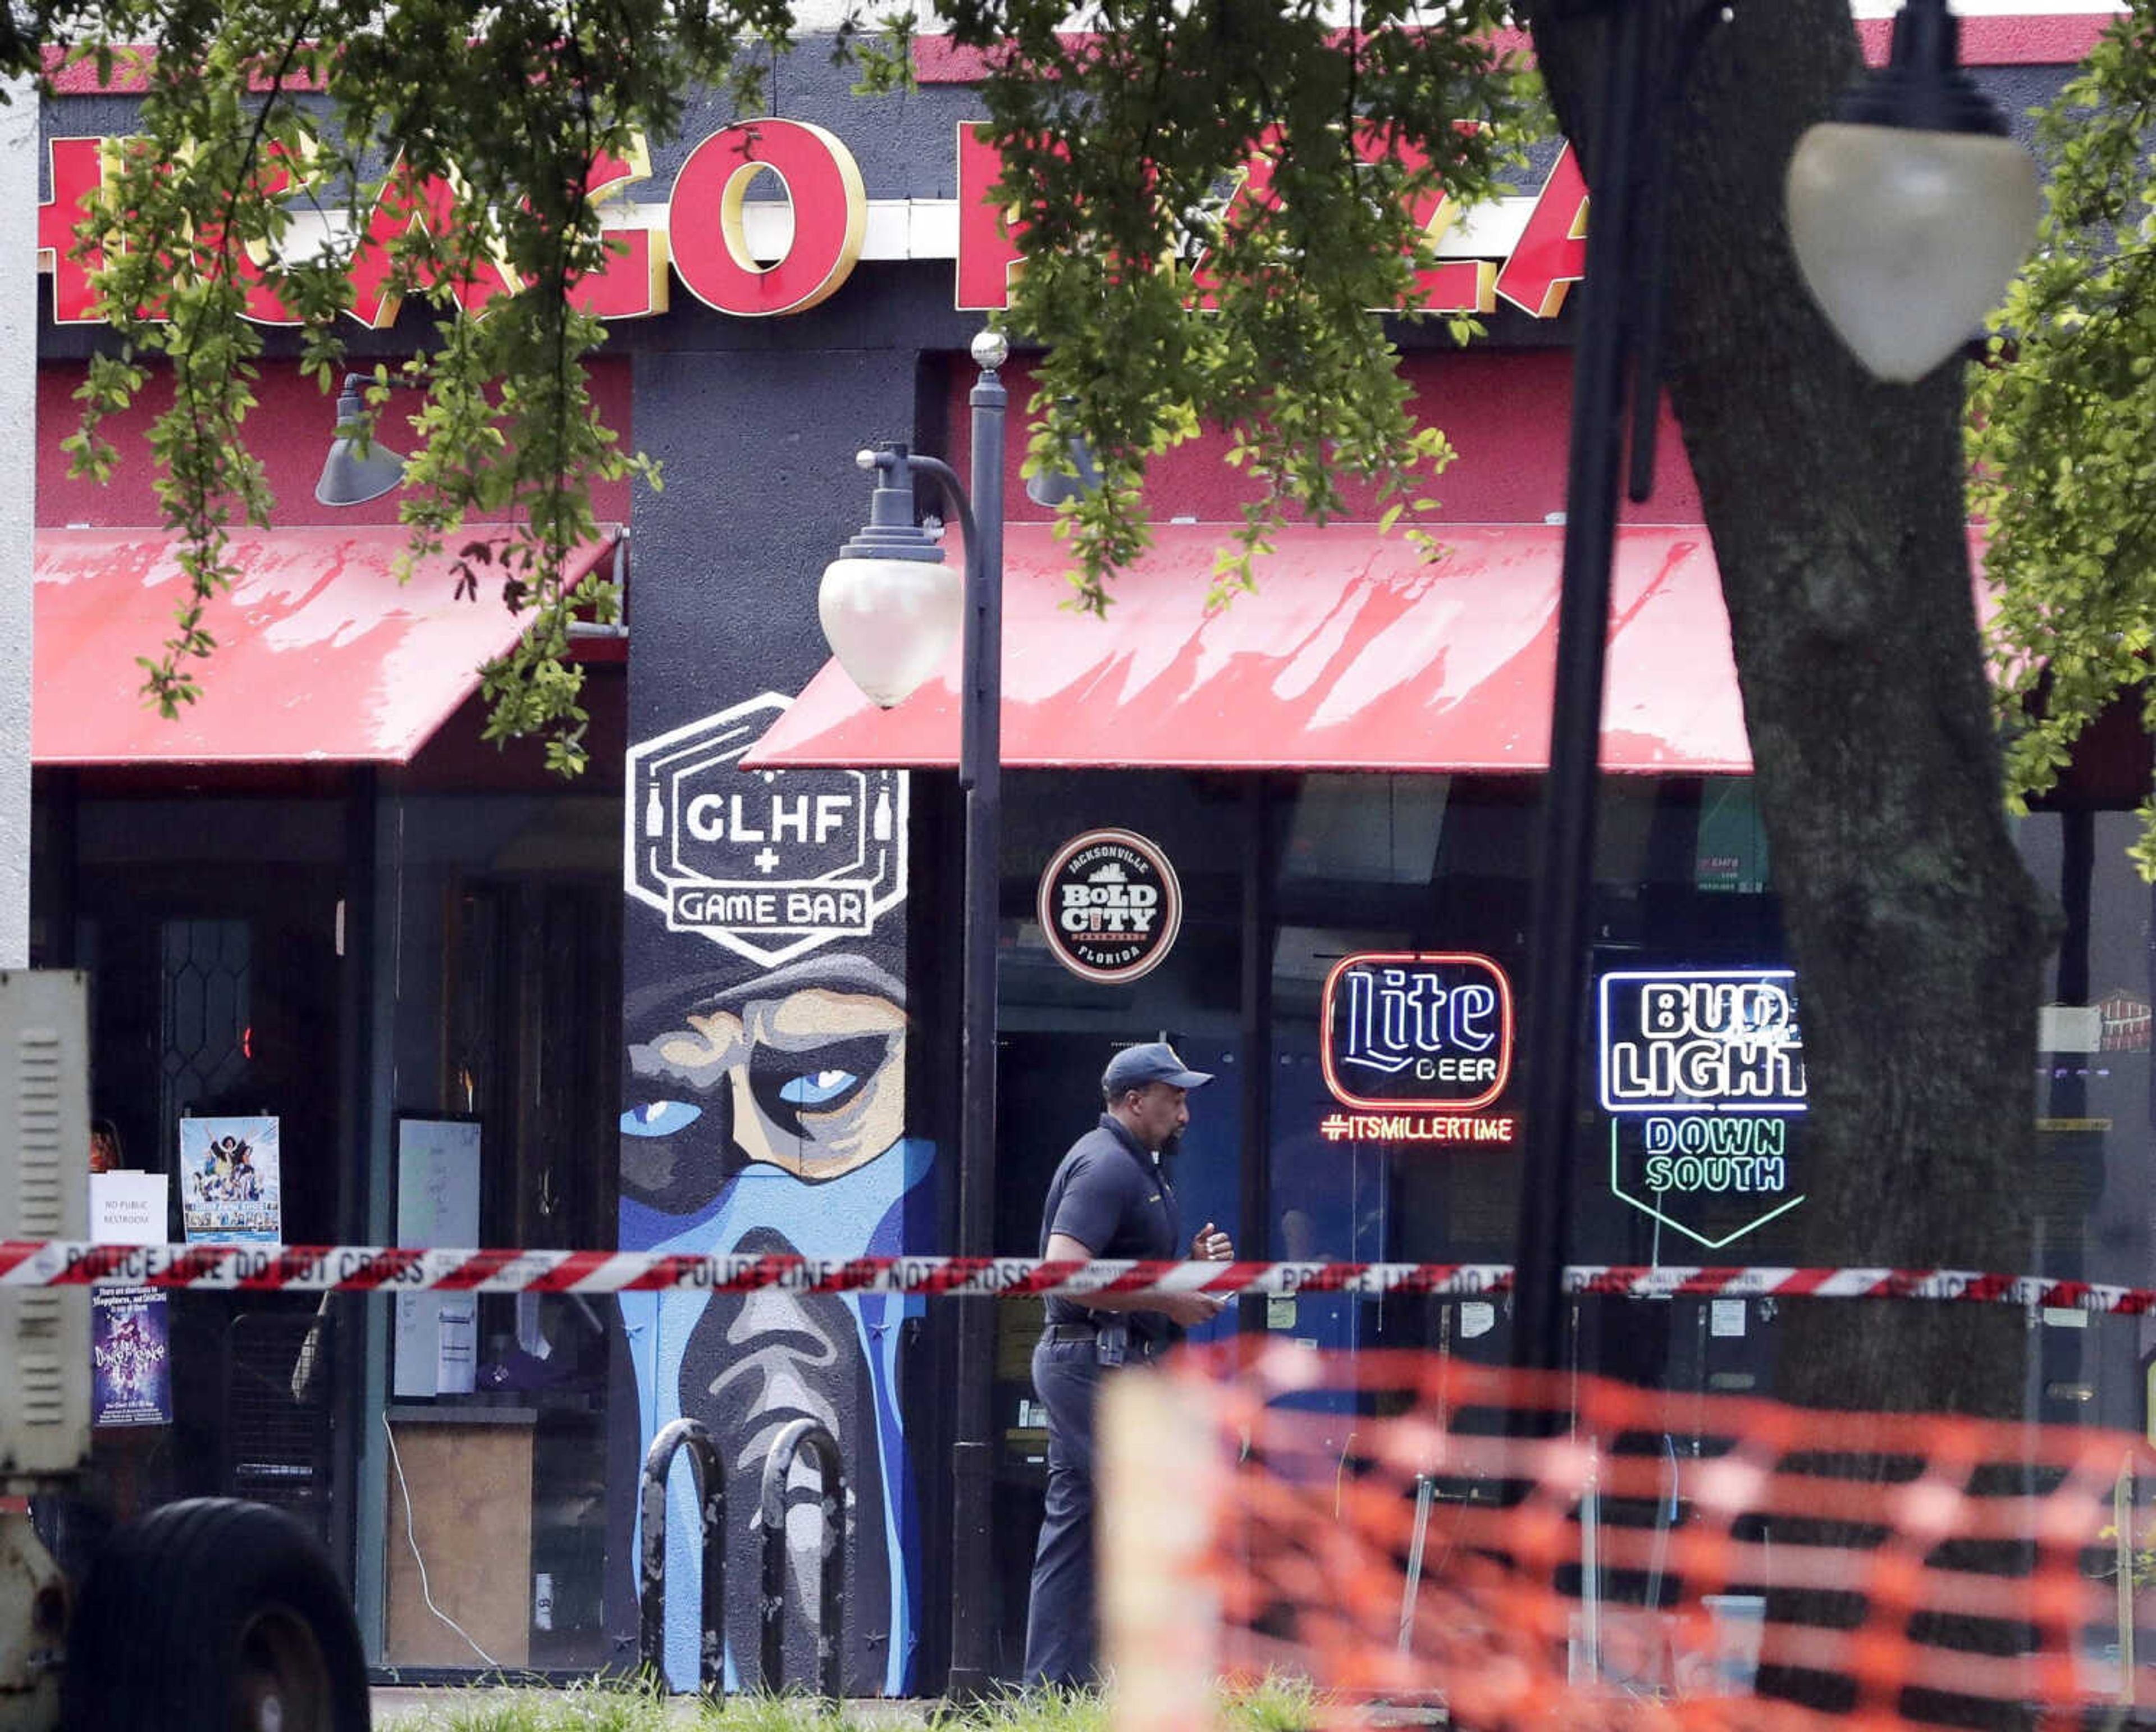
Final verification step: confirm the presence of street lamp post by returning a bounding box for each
[1510,0,2039,1376]
[817,329,1010,1698]
[949,338,1007,1703]
[1510,0,1667,1377]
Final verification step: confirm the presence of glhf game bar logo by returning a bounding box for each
[624,694,908,969]
[1320,952,1515,1114]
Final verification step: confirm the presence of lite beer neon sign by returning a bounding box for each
[1319,952,1515,1115]
[35,121,1591,327]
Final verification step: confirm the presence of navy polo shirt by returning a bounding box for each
[1039,1114,1184,1347]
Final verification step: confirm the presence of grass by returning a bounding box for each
[386,1672,1323,1732]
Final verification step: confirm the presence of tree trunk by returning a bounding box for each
[1525,7,2058,1722]
[1525,0,2052,1391]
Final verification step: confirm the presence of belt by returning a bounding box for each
[1040,1321,1164,1358]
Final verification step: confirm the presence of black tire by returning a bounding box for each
[63,1497,369,1732]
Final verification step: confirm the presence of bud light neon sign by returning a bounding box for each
[1598,968,1807,1248]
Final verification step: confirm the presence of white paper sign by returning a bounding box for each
[89,1172,169,1246]
[393,1118,482,1398]
[435,1305,477,1396]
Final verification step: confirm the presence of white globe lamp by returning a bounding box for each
[818,448,963,709]
[1785,0,2040,382]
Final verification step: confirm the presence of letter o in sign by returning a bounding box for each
[670,120,868,316]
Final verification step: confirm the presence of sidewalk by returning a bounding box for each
[370,1687,941,1727]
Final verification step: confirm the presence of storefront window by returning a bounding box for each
[981,769,1799,1373]
[2012,810,2156,1433]
[986,769,1249,1663]
[995,771,1249,1252]
[370,792,622,1671]
[1258,773,1793,1385]
[1268,776,1509,1374]
[35,782,629,1669]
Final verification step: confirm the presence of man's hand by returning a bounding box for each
[1043,1227,1229,1327]
[1159,1290,1227,1327]
[1165,1224,1234,1326]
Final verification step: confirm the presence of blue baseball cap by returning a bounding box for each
[1102,1041,1213,1097]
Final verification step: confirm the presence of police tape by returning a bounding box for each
[0,1239,2152,1312]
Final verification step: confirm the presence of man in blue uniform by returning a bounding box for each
[1022,1042,1236,1690]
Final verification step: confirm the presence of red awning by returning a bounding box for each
[744,522,1753,774]
[34,526,618,766]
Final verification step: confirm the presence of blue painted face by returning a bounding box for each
[618,952,925,1693]
[619,955,908,1211]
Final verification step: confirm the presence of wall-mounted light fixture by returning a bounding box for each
[314,373,406,507]
[1024,431,1102,509]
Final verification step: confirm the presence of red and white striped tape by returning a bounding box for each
[0,1239,2149,1312]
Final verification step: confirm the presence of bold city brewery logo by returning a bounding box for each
[1598,968,1808,1249]
[1319,953,1514,1113]
[1038,829,1182,984]
[624,693,907,968]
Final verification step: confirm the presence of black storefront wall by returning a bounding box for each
[617,341,953,1695]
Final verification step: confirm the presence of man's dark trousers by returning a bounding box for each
[1022,1333,1107,1689]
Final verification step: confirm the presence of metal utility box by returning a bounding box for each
[0,971,369,1732]
[0,971,90,1481]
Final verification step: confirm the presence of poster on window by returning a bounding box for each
[177,1115,282,1243]
[88,1169,172,1426]
[92,1283,173,1426]
[393,1116,482,1398]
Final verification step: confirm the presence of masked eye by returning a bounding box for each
[779,1069,861,1108]
[748,1035,888,1132]
[620,1100,703,1137]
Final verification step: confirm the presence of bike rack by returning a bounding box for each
[638,1416,725,1694]
[756,1417,846,1699]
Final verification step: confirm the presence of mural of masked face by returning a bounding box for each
[619,954,918,1694]
[621,954,907,1209]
